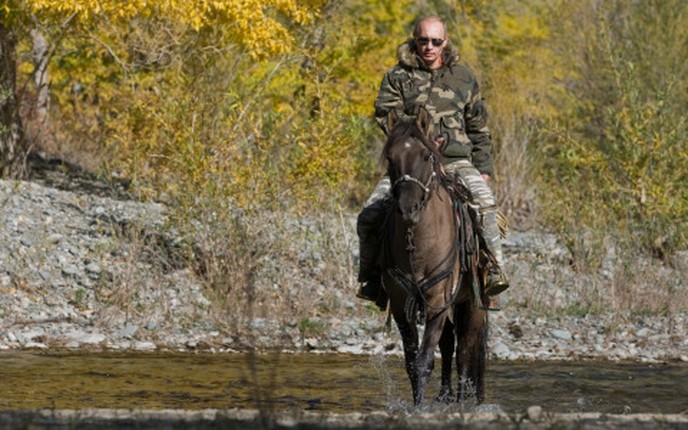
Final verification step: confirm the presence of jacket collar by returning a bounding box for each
[397,39,459,71]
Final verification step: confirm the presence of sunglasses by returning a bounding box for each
[416,37,444,47]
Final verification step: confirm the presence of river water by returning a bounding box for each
[1,351,686,415]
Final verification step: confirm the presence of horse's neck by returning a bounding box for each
[395,185,455,259]
[416,186,453,234]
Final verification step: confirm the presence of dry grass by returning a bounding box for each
[503,233,688,320]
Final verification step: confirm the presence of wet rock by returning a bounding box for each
[526,405,543,421]
[336,344,363,354]
[133,341,156,351]
[23,341,48,349]
[491,342,510,359]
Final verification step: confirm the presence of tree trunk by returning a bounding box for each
[0,23,26,179]
[31,29,50,126]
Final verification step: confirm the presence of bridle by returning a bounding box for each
[390,152,438,210]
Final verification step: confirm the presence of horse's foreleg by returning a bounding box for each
[412,311,448,406]
[394,314,420,401]
[437,318,455,403]
[455,302,488,404]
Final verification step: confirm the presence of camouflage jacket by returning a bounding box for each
[374,40,494,175]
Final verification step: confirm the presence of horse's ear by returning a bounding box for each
[386,110,399,135]
[416,107,431,137]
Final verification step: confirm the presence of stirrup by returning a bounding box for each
[484,271,509,296]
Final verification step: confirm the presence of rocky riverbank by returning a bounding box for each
[2,408,688,430]
[1,172,687,363]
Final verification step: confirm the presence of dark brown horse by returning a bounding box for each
[381,109,488,406]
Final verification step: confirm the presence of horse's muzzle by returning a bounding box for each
[399,201,423,226]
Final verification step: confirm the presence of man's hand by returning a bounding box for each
[433,136,444,149]
[481,174,491,183]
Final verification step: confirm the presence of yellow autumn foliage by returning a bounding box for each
[27,0,321,58]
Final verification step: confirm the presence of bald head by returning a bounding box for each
[413,16,447,40]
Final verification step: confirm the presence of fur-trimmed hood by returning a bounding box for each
[396,39,460,70]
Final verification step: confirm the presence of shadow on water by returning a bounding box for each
[0,351,686,415]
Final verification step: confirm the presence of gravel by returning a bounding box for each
[1,178,687,363]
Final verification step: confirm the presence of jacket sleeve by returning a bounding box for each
[374,70,411,135]
[464,81,495,175]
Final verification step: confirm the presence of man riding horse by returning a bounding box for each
[357,15,509,310]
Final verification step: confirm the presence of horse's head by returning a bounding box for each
[382,108,442,226]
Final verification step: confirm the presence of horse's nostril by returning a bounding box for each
[402,217,417,226]
[401,208,420,226]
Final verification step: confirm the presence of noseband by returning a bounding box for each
[391,153,438,209]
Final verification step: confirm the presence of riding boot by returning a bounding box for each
[480,208,510,296]
[356,236,386,311]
